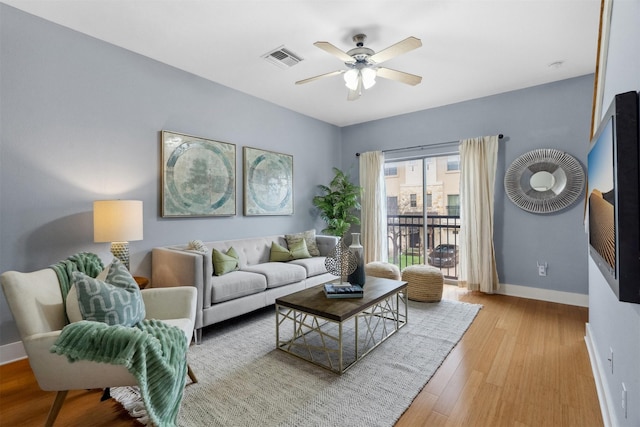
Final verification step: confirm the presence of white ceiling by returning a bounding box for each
[4,0,601,127]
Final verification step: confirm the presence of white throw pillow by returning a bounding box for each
[65,284,83,323]
[64,262,111,323]
[187,240,209,253]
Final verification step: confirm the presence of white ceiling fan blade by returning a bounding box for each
[313,41,356,63]
[377,67,423,86]
[295,70,344,85]
[369,36,422,64]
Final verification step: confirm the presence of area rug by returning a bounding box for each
[112,299,481,427]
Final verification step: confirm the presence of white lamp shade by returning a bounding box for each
[93,200,143,243]
[361,68,377,89]
[343,69,359,90]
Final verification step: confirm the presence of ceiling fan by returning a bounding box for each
[296,33,422,101]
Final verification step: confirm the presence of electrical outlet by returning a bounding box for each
[622,383,627,418]
[608,347,614,374]
[537,262,547,276]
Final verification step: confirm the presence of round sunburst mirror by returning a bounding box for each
[504,148,585,214]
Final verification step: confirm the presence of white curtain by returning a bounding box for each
[359,151,387,263]
[458,135,500,292]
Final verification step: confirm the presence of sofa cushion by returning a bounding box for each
[269,240,311,262]
[212,247,240,276]
[66,285,83,322]
[242,263,306,288]
[289,256,329,278]
[269,242,293,262]
[66,263,110,322]
[210,271,267,304]
[289,239,311,259]
[270,240,311,262]
[68,258,145,327]
[209,236,288,267]
[285,230,320,257]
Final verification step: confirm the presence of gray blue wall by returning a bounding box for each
[588,0,640,425]
[341,75,593,296]
[0,5,341,344]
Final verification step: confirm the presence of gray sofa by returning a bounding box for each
[151,233,339,342]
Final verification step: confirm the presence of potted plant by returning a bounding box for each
[313,167,362,238]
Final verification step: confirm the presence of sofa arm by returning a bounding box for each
[316,235,339,256]
[151,247,206,329]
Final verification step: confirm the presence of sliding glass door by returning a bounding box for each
[385,154,461,279]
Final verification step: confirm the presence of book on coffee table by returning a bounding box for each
[324,283,363,299]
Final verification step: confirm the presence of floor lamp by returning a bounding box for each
[93,200,143,270]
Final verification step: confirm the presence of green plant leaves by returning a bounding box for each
[313,167,362,237]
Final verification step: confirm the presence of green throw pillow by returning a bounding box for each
[71,258,145,327]
[270,242,293,262]
[270,240,311,262]
[285,230,320,257]
[289,239,311,259]
[212,247,239,276]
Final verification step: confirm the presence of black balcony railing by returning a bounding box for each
[387,214,461,279]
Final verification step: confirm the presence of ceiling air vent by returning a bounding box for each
[262,46,303,69]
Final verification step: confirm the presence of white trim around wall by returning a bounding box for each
[0,341,26,366]
[585,323,613,427]
[496,283,589,307]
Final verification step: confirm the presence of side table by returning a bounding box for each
[134,276,149,289]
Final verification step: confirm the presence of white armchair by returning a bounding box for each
[1,267,197,427]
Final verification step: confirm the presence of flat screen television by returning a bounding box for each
[587,91,640,304]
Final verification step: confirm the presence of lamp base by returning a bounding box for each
[110,242,130,270]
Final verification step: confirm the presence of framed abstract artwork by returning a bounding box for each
[590,0,613,137]
[161,130,236,217]
[243,147,293,216]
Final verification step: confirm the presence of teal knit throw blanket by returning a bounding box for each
[49,252,104,302]
[51,319,188,427]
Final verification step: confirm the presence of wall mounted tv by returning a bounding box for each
[587,90,640,304]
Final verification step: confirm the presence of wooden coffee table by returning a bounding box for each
[275,276,407,374]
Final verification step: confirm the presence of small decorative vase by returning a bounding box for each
[348,233,366,286]
[324,238,356,284]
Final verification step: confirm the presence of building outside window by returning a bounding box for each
[385,166,398,176]
[447,155,460,171]
[447,194,460,216]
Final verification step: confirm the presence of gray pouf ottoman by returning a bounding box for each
[401,265,444,302]
[365,261,401,280]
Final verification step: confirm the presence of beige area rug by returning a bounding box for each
[112,299,481,427]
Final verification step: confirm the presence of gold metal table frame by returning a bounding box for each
[275,278,407,374]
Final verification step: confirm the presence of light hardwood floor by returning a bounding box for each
[0,285,603,426]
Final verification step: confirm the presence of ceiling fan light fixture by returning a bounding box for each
[361,67,377,89]
[299,33,422,99]
[344,69,359,90]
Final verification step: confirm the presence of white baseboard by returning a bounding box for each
[496,283,589,307]
[0,341,26,365]
[585,323,613,427]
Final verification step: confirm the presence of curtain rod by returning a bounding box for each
[355,134,504,156]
